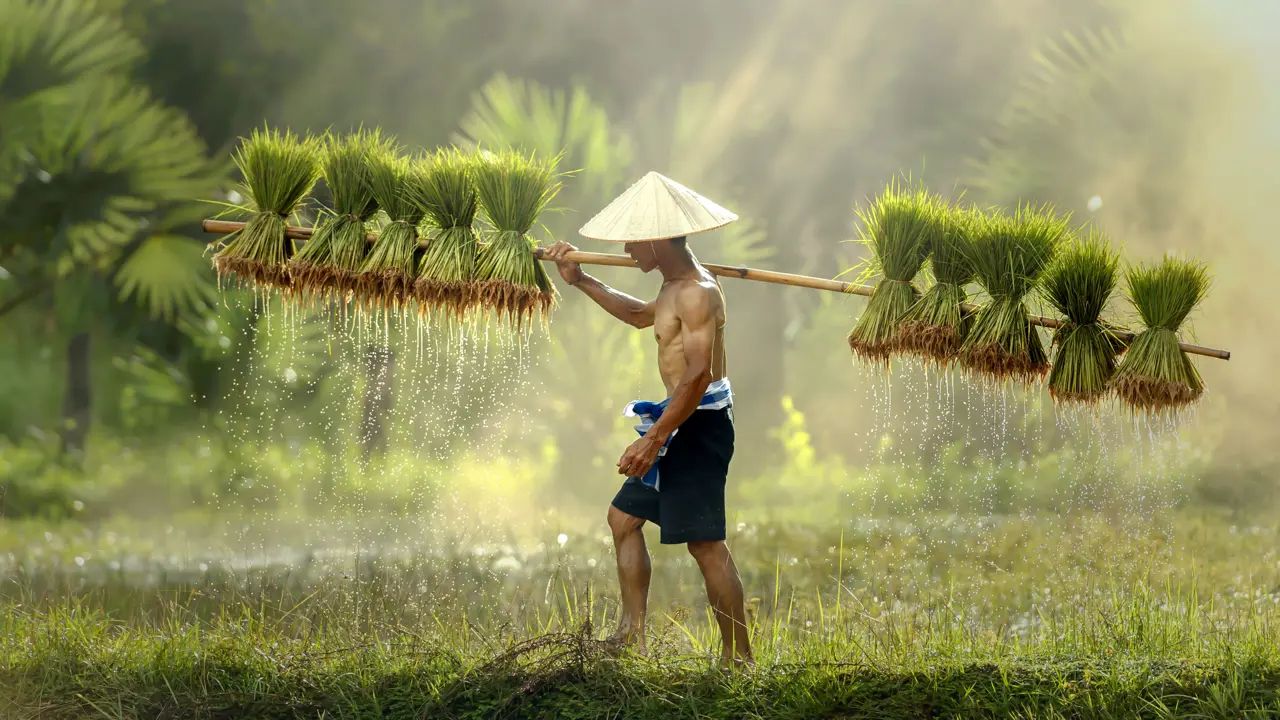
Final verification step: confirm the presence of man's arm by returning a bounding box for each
[544,241,655,328]
[617,281,719,477]
[572,273,656,329]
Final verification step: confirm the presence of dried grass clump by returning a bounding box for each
[472,149,562,331]
[897,204,977,365]
[408,147,480,320]
[1041,228,1124,404]
[845,178,933,364]
[212,126,320,291]
[1111,257,1210,414]
[958,204,1068,384]
[288,128,390,304]
[356,151,428,312]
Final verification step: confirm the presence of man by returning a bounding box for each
[543,171,752,668]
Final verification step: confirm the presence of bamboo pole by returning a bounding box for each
[202,219,1232,361]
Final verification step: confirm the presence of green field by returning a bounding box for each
[4,507,1279,718]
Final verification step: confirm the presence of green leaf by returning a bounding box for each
[0,0,143,105]
[115,233,218,321]
[454,73,634,209]
[2,77,222,274]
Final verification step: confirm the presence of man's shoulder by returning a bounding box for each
[671,275,723,316]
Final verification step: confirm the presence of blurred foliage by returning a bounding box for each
[3,391,1240,524]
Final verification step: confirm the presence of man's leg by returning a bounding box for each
[607,505,651,650]
[687,540,752,666]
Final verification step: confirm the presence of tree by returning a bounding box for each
[0,0,225,451]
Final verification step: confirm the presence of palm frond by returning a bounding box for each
[0,0,143,104]
[1,78,223,276]
[116,233,218,321]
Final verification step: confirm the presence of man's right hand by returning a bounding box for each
[544,241,584,286]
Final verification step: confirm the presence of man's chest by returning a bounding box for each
[651,286,682,345]
[652,303,681,346]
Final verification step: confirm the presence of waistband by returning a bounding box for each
[621,377,732,491]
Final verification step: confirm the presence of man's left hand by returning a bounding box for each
[618,434,665,478]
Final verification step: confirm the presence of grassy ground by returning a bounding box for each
[3,510,1279,718]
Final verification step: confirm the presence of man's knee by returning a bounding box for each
[687,539,726,563]
[608,505,644,537]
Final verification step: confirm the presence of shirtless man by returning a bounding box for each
[544,215,753,667]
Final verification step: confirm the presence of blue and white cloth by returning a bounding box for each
[622,377,733,491]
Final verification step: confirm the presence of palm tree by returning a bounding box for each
[0,0,225,454]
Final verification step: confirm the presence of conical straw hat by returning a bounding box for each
[578,171,738,243]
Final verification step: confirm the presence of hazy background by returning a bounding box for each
[1,0,1276,537]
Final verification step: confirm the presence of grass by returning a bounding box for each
[409,146,481,320]
[472,148,562,331]
[5,591,1279,719]
[288,129,389,304]
[212,126,321,292]
[897,203,978,365]
[959,203,1069,384]
[1112,257,1211,414]
[845,178,935,364]
[1041,228,1124,404]
[3,510,1279,718]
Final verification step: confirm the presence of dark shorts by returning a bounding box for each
[610,407,735,545]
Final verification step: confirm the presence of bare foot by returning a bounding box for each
[719,654,755,673]
[603,628,646,657]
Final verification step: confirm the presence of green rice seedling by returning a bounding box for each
[897,203,978,365]
[407,147,480,320]
[959,203,1068,383]
[288,128,391,304]
[1041,228,1124,404]
[473,148,562,330]
[212,126,320,291]
[356,151,429,312]
[845,178,933,364]
[1111,257,1210,413]
[328,135,398,299]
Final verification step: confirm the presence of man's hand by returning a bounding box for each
[544,241,584,286]
[617,433,665,479]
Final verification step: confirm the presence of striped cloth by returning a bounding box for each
[622,377,733,491]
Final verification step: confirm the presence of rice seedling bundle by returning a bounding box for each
[1111,257,1210,413]
[845,179,933,364]
[896,204,977,365]
[1041,229,1124,404]
[473,149,562,330]
[212,127,320,291]
[288,129,391,303]
[958,204,1068,383]
[407,147,480,320]
[356,152,429,311]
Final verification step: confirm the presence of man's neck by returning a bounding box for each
[657,245,700,282]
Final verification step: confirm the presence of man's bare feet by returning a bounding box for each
[719,652,754,672]
[603,627,646,656]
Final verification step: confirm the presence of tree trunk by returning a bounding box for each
[60,331,92,457]
[359,345,395,462]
